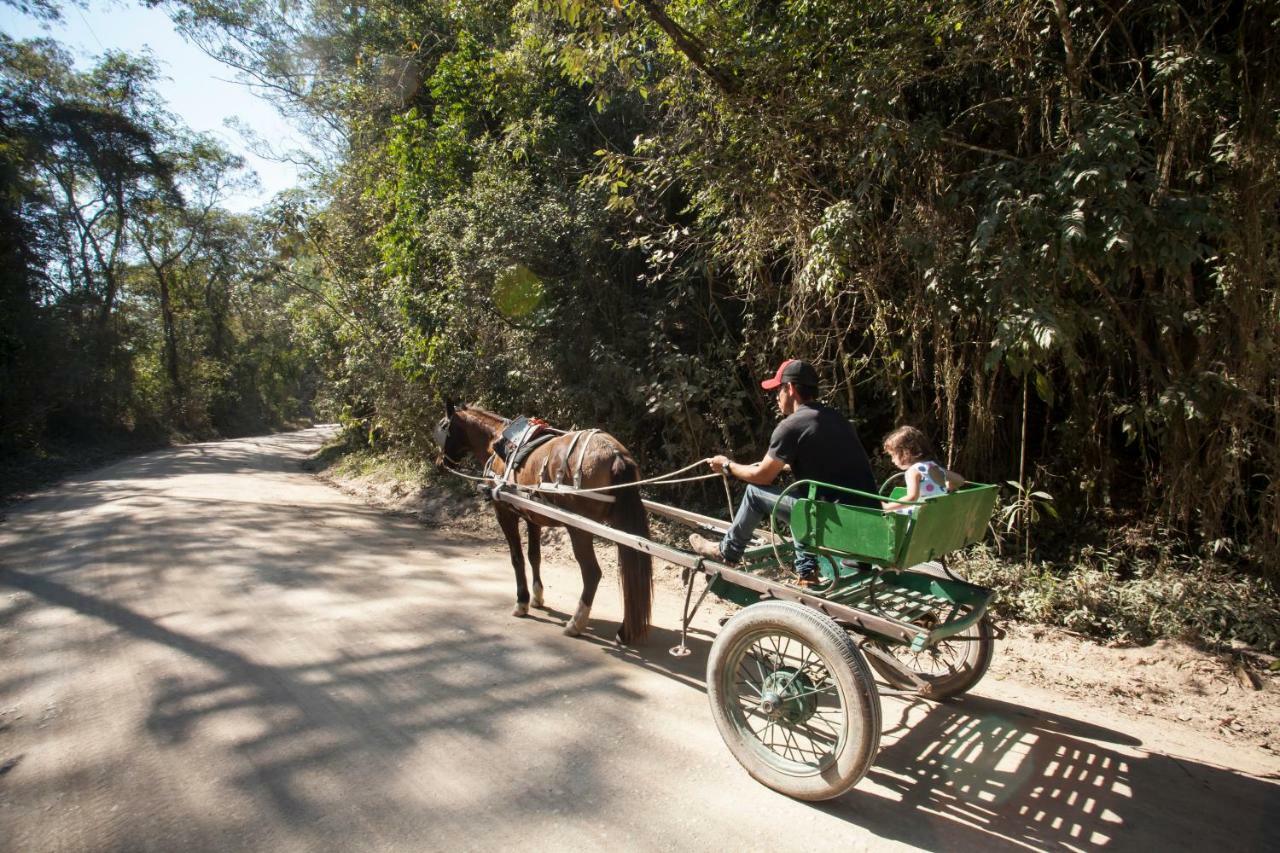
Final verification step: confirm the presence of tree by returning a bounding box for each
[1,32,311,449]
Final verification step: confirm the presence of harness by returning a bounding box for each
[484,417,606,502]
[494,416,559,471]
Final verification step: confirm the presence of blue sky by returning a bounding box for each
[2,1,311,211]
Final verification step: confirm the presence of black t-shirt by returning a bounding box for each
[767,402,877,507]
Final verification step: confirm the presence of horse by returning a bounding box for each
[434,401,653,644]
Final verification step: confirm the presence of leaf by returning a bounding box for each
[1105,233,1132,253]
[1033,370,1054,405]
[1072,169,1100,189]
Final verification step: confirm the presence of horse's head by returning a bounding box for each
[434,400,470,469]
[434,400,509,470]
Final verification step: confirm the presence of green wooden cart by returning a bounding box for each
[493,477,1001,801]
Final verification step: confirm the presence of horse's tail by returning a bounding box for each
[609,452,652,644]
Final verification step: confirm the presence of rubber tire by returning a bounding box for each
[707,600,881,801]
[880,561,995,699]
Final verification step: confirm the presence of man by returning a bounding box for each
[688,358,877,587]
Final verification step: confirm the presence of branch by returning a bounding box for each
[1080,265,1160,373]
[1051,0,1083,129]
[633,0,738,95]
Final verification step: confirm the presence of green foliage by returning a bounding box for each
[0,33,314,455]
[959,545,1280,652]
[146,0,1280,642]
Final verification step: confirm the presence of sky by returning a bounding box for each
[2,0,313,212]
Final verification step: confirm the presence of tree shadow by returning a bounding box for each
[1,566,645,838]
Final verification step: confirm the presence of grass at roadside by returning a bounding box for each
[303,444,440,486]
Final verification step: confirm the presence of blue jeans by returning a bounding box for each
[719,484,818,577]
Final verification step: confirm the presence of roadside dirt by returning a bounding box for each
[317,461,1280,773]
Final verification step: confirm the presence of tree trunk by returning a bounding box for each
[158,269,181,397]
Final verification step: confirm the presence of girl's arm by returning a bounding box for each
[945,469,967,492]
[882,467,921,511]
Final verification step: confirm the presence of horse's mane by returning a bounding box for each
[457,404,507,428]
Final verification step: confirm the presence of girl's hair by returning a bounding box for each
[883,425,934,463]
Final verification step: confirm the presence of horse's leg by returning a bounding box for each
[496,506,531,617]
[562,528,602,637]
[526,521,544,608]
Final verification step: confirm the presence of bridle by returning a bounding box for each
[436,411,510,471]
[438,449,469,468]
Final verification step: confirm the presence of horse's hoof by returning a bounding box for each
[512,602,529,617]
[563,601,590,636]
[531,584,544,608]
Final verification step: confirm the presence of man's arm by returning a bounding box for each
[706,453,786,486]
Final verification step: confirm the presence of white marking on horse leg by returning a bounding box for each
[531,582,544,608]
[512,602,529,617]
[562,600,591,636]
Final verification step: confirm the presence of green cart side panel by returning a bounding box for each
[790,501,909,566]
[789,483,998,569]
[896,484,999,567]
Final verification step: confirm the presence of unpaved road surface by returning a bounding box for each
[1,428,1277,852]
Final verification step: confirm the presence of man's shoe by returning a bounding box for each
[795,574,822,590]
[688,534,725,561]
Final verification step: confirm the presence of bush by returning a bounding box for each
[958,544,1280,651]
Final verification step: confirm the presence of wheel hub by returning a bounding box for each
[759,667,818,724]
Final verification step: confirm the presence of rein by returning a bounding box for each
[442,458,717,492]
[443,407,735,515]
[440,458,736,518]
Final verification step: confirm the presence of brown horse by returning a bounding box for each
[435,402,652,644]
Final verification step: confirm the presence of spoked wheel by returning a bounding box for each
[881,615,994,699]
[876,560,995,699]
[707,601,881,801]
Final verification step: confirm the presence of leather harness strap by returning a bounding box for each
[572,429,600,489]
[557,430,585,485]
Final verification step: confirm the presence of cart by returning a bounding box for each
[490,477,1000,801]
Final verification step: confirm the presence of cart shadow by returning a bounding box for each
[562,622,716,691]
[517,599,1279,851]
[824,693,1280,851]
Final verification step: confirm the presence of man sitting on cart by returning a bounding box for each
[688,359,877,587]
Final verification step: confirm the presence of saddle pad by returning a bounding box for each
[508,434,557,470]
[495,416,557,471]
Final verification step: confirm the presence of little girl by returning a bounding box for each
[881,426,966,513]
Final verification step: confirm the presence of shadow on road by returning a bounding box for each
[823,690,1280,850]
[612,619,1280,851]
[1,565,644,835]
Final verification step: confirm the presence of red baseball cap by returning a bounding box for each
[760,359,820,390]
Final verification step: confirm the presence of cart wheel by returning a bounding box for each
[707,600,881,801]
[880,561,995,699]
[881,615,995,699]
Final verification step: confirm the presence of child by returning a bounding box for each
[881,426,966,513]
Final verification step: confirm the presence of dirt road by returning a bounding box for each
[2,429,1277,852]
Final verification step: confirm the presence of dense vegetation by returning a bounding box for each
[4,1,1277,647]
[0,19,314,482]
